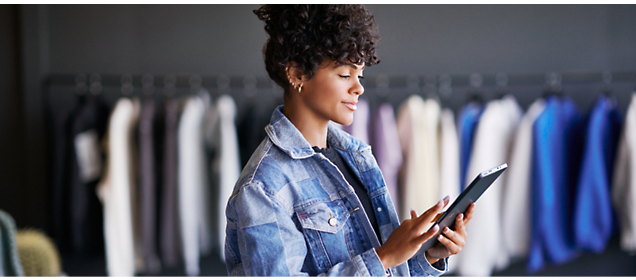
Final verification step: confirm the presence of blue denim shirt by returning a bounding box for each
[224,105,448,276]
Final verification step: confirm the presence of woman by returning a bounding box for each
[224,4,474,276]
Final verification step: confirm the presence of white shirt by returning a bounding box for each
[397,96,442,221]
[612,93,636,253]
[96,97,140,277]
[454,95,522,276]
[439,108,460,205]
[500,99,546,266]
[178,95,209,276]
[211,95,241,261]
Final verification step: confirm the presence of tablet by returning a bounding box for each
[419,163,508,252]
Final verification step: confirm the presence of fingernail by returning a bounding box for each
[444,227,450,233]
[437,199,444,207]
[458,213,464,219]
[443,195,450,203]
[438,235,443,240]
[432,224,439,232]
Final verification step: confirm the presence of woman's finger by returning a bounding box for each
[432,212,444,223]
[415,204,445,232]
[463,203,475,224]
[414,223,440,244]
[441,227,465,248]
[454,213,466,235]
[436,233,462,255]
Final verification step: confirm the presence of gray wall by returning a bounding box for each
[46,5,636,77]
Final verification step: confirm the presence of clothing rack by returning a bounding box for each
[45,70,636,117]
[47,70,636,91]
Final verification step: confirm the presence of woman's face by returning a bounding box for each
[298,59,365,126]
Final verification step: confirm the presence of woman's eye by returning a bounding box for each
[339,75,350,79]
[358,76,364,80]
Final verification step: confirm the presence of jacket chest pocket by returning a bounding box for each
[296,200,351,271]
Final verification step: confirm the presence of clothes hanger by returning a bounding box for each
[75,73,88,104]
[601,71,612,97]
[422,74,439,102]
[243,74,258,103]
[141,73,155,98]
[542,72,564,98]
[494,72,509,100]
[466,73,484,105]
[120,74,134,97]
[437,74,452,109]
[163,74,177,98]
[216,74,231,100]
[189,74,203,97]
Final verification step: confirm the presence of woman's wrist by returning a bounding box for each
[424,251,440,265]
[375,245,391,270]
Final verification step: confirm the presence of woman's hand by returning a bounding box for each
[424,203,475,264]
[375,196,450,269]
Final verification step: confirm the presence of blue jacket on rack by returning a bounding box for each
[573,95,622,253]
[529,96,586,273]
[457,102,484,191]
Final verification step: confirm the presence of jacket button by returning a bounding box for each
[328,217,337,227]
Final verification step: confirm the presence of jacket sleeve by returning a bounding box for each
[224,182,388,276]
[407,250,448,276]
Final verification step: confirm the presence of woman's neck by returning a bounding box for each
[281,99,329,149]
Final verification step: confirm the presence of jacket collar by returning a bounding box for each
[265,105,370,159]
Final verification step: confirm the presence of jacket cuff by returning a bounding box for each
[421,252,448,276]
[355,248,388,276]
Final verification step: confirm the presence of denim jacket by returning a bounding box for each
[224,105,448,276]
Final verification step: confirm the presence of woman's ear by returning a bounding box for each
[286,61,305,85]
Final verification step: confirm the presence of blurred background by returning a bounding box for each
[1,4,636,276]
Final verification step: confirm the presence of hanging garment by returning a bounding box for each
[50,96,84,255]
[137,97,161,274]
[573,95,622,253]
[454,95,522,276]
[177,95,210,276]
[96,97,141,277]
[420,98,442,211]
[396,96,441,221]
[237,95,281,169]
[341,98,370,144]
[370,102,403,217]
[439,108,460,206]
[0,210,24,276]
[438,107,461,274]
[612,93,636,253]
[204,95,241,261]
[528,96,585,273]
[501,99,546,266]
[457,102,484,192]
[69,94,110,256]
[159,97,182,268]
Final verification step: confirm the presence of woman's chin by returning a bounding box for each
[334,116,354,126]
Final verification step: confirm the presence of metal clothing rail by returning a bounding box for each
[46,70,636,93]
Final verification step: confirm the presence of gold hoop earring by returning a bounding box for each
[298,84,303,93]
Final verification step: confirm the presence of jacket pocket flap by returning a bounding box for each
[297,201,350,234]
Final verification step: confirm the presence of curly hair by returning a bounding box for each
[254,4,381,90]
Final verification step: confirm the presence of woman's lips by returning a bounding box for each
[343,102,357,111]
